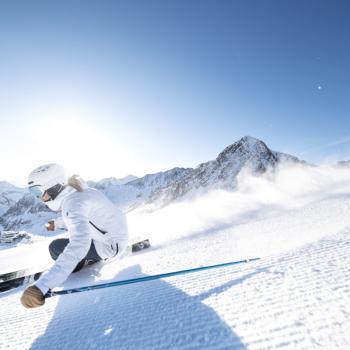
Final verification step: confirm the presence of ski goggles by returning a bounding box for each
[28,185,45,198]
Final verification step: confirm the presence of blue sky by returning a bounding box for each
[0,0,349,185]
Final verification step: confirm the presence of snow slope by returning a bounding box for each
[1,190,350,349]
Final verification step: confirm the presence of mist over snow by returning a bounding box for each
[128,162,350,256]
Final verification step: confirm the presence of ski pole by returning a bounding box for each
[45,257,260,298]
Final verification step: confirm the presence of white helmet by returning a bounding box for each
[28,163,67,199]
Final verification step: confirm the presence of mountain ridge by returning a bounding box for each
[0,136,307,231]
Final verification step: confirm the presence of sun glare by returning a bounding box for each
[31,116,130,181]
[1,113,138,185]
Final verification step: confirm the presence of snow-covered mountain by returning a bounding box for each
[0,194,52,231]
[93,136,306,211]
[0,136,306,231]
[0,181,26,217]
[146,136,304,206]
[87,175,138,189]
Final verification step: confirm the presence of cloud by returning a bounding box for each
[127,162,350,252]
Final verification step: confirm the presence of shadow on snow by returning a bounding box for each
[29,264,260,350]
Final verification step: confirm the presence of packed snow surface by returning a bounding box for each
[1,164,350,349]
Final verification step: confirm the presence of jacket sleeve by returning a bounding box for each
[36,196,92,293]
[54,216,67,230]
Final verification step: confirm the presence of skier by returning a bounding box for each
[20,163,129,308]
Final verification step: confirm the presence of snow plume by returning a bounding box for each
[127,162,350,249]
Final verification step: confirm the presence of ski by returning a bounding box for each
[130,239,151,253]
[0,270,43,293]
[0,238,151,293]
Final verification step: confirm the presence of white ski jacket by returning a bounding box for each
[35,183,128,294]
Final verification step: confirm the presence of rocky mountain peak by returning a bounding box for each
[216,136,275,165]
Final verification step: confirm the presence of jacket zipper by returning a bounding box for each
[89,221,107,235]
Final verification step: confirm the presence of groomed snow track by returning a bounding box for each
[1,229,350,349]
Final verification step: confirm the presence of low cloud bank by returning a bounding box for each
[127,163,350,246]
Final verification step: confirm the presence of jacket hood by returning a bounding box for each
[68,175,88,192]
